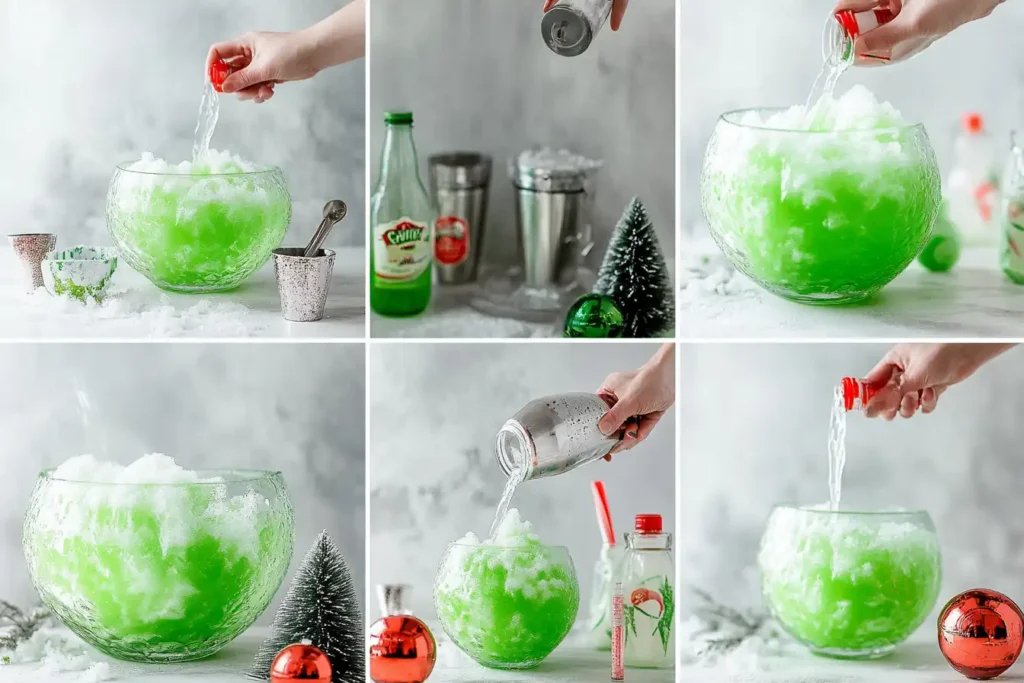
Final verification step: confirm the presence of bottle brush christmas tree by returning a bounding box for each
[249,532,364,683]
[593,197,674,338]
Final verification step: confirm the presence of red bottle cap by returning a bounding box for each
[841,377,882,411]
[635,514,662,534]
[208,60,233,93]
[834,8,895,39]
[963,113,985,134]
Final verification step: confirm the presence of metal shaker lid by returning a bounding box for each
[428,152,493,190]
[510,148,601,193]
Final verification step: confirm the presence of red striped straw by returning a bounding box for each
[592,481,615,547]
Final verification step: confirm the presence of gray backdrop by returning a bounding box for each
[680,343,1024,614]
[369,343,676,620]
[369,0,677,271]
[0,0,365,248]
[679,0,1024,233]
[0,343,366,621]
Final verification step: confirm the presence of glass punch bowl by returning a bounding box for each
[701,110,941,304]
[434,541,580,669]
[23,469,295,662]
[106,164,292,292]
[758,505,942,659]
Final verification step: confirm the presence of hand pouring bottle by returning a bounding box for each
[495,392,619,481]
[542,0,613,57]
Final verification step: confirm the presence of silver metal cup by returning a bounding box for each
[495,392,618,481]
[428,153,492,286]
[272,247,336,322]
[8,233,57,292]
[510,164,590,288]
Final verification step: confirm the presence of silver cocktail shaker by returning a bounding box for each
[542,0,613,57]
[495,392,619,481]
[510,152,597,289]
[428,153,492,285]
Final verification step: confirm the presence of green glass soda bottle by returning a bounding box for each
[370,112,435,317]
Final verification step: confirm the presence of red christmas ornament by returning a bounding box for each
[269,643,332,682]
[938,589,1024,680]
[368,585,437,683]
[208,59,232,93]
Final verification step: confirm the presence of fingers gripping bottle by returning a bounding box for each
[621,514,674,669]
[371,112,435,317]
[823,5,934,66]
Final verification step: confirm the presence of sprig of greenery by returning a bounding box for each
[689,588,768,655]
[0,602,51,652]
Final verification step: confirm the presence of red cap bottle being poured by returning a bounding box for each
[840,377,885,412]
[824,8,896,66]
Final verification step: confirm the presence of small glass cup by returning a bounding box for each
[434,541,579,669]
[701,111,941,304]
[758,505,941,659]
[23,469,295,662]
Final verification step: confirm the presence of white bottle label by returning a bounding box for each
[373,217,432,281]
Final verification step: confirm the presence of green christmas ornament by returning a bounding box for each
[594,197,674,338]
[918,201,961,273]
[563,293,625,338]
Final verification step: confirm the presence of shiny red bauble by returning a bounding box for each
[938,588,1024,680]
[269,643,332,682]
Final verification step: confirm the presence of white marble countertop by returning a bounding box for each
[0,628,673,683]
[680,244,1024,339]
[0,246,365,339]
[679,630,1023,683]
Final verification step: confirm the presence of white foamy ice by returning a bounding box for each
[125,149,263,175]
[52,453,221,484]
[516,147,603,173]
[37,454,266,570]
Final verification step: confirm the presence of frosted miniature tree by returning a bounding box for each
[249,532,364,683]
[594,197,675,338]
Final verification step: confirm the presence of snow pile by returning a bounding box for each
[1,629,112,680]
[679,246,759,300]
[27,285,265,337]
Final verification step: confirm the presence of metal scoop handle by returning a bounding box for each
[304,200,348,257]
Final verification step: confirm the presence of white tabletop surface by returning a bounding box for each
[0,246,365,339]
[679,630,1023,683]
[0,628,674,683]
[371,260,676,339]
[680,243,1024,339]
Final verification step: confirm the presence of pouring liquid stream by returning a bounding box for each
[192,82,220,163]
[489,464,526,539]
[827,383,848,511]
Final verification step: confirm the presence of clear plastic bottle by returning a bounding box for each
[823,8,896,65]
[947,113,999,246]
[621,514,674,669]
[370,112,435,317]
[1000,133,1024,284]
[822,5,933,66]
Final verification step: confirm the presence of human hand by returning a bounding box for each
[543,0,630,31]
[596,344,675,457]
[834,0,1005,63]
[207,30,319,104]
[862,343,1014,420]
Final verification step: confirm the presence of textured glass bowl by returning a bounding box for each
[701,111,941,304]
[23,469,295,662]
[106,165,292,292]
[434,542,579,669]
[758,505,941,659]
